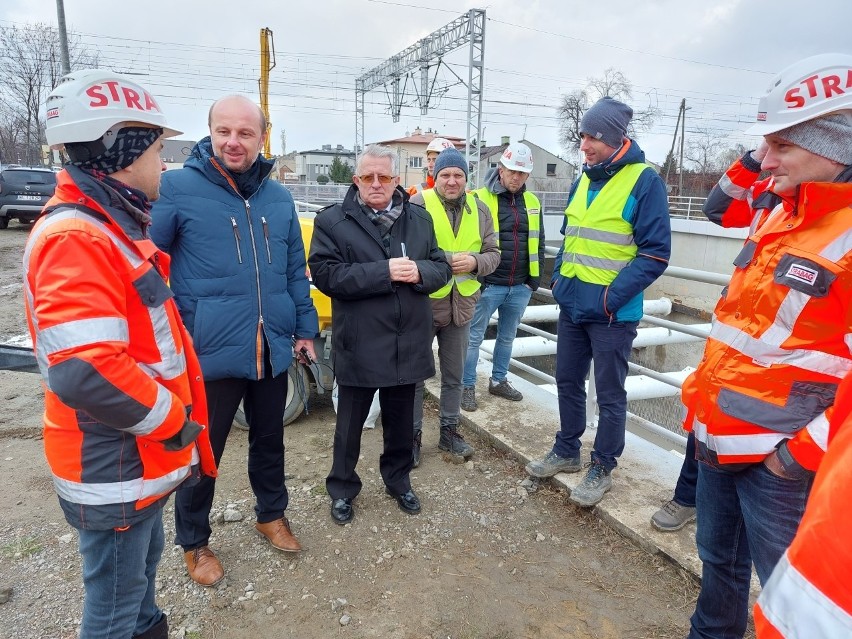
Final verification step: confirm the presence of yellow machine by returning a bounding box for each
[299,215,332,333]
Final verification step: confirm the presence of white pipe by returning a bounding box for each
[480,325,710,358]
[537,368,692,402]
[487,298,673,326]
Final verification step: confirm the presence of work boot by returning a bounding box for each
[525,450,582,478]
[413,429,423,468]
[255,516,302,553]
[569,461,612,507]
[488,377,523,401]
[438,425,474,458]
[183,546,224,587]
[461,386,477,412]
[651,499,696,532]
[132,615,168,639]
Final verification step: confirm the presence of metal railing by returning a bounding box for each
[284,183,706,220]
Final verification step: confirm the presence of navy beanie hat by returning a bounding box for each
[433,147,468,179]
[580,97,633,149]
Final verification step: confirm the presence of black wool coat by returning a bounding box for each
[308,185,452,387]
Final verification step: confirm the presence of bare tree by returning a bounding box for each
[557,68,660,151]
[0,23,98,166]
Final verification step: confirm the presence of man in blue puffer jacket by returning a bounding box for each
[151,95,319,587]
[525,97,671,507]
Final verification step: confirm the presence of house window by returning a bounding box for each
[489,161,498,169]
[546,163,557,176]
[409,156,423,169]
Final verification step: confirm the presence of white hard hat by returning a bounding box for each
[499,142,533,174]
[745,53,852,136]
[44,68,181,149]
[426,137,453,154]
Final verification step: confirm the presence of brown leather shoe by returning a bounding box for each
[183,546,224,587]
[255,516,302,553]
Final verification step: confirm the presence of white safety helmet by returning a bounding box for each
[426,137,453,155]
[44,68,181,149]
[745,53,852,136]
[499,142,533,174]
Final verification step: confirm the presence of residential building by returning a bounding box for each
[374,127,465,188]
[295,144,356,183]
[477,137,576,192]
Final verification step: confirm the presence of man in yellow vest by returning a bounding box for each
[410,148,500,465]
[526,97,671,507]
[461,142,544,410]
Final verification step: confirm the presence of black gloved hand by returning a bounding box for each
[162,419,204,451]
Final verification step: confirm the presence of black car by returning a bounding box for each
[0,167,57,229]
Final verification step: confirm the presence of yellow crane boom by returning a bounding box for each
[259,27,275,159]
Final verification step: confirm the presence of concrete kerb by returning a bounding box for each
[423,356,703,583]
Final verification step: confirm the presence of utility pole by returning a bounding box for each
[678,101,687,197]
[55,0,71,75]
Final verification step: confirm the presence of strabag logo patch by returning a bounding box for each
[786,263,818,286]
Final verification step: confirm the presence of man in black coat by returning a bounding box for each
[309,144,452,524]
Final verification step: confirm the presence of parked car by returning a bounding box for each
[0,167,57,229]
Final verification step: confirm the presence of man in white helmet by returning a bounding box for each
[678,54,852,639]
[525,98,671,509]
[407,136,454,196]
[24,69,216,639]
[461,142,545,408]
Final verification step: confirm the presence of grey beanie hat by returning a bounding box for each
[433,147,468,179]
[774,112,852,165]
[580,97,633,149]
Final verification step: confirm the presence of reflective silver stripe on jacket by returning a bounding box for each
[693,418,786,456]
[806,413,830,452]
[561,253,632,272]
[708,321,852,379]
[563,225,634,246]
[52,463,190,505]
[758,552,852,639]
[718,173,751,202]
[38,317,129,358]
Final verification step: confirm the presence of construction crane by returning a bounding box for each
[258,27,276,158]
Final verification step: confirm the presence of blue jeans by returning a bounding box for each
[78,507,166,639]
[673,430,698,507]
[462,284,533,386]
[688,461,813,639]
[553,313,637,469]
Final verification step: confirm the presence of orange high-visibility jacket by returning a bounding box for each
[683,173,852,471]
[23,167,217,530]
[754,371,852,637]
[407,174,435,197]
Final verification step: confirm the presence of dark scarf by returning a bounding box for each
[76,166,152,231]
[358,190,404,255]
[224,158,264,199]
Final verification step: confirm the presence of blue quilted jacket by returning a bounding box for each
[151,138,318,381]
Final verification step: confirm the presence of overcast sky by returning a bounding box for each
[3,0,850,165]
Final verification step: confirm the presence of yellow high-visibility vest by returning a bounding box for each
[472,189,540,277]
[422,189,483,299]
[559,163,649,285]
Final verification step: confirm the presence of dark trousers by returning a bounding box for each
[553,313,638,469]
[174,372,289,551]
[327,384,415,499]
[673,430,698,507]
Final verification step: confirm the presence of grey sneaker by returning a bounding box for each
[461,386,477,412]
[488,378,522,401]
[525,451,582,478]
[438,426,474,458]
[569,461,612,507]
[651,500,696,532]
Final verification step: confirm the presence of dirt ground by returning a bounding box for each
[0,220,700,639]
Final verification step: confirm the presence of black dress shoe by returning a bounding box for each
[385,488,421,515]
[330,498,354,524]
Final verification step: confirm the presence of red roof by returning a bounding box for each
[374,132,466,147]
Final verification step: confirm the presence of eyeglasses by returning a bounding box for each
[356,174,396,184]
